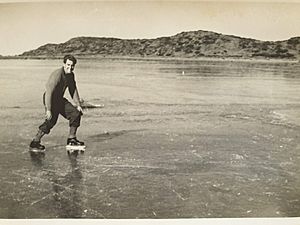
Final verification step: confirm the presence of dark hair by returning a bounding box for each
[63,54,77,65]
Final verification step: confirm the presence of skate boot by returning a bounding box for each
[66,137,86,153]
[29,140,45,152]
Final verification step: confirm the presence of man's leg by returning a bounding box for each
[61,98,84,146]
[69,126,78,139]
[30,111,59,149]
[38,113,59,135]
[33,129,45,142]
[30,129,46,150]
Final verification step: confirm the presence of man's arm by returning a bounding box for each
[45,71,60,120]
[68,74,83,114]
[72,87,81,106]
[73,88,83,114]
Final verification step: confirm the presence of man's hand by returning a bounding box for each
[77,105,83,115]
[45,110,52,120]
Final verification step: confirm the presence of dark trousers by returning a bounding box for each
[39,96,81,134]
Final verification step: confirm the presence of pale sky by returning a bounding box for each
[1,0,300,56]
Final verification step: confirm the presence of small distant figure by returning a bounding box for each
[182,70,185,76]
[29,55,85,152]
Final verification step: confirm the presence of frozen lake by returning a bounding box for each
[0,58,300,218]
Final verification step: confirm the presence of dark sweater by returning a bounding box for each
[44,67,78,110]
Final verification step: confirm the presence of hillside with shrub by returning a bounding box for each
[19,30,300,60]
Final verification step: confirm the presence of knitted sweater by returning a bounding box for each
[44,67,80,110]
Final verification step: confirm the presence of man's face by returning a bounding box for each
[63,59,75,74]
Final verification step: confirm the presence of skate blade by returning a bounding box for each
[29,147,46,153]
[66,145,86,152]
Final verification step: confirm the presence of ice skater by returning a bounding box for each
[29,54,85,152]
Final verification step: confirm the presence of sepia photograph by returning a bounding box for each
[0,0,300,224]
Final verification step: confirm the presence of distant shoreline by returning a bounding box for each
[0,55,298,64]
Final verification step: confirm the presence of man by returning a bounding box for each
[29,54,85,151]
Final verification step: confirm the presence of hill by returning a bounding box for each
[19,30,300,60]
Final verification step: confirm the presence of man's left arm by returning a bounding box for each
[73,88,83,114]
[68,74,83,114]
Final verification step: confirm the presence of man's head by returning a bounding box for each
[63,55,77,74]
